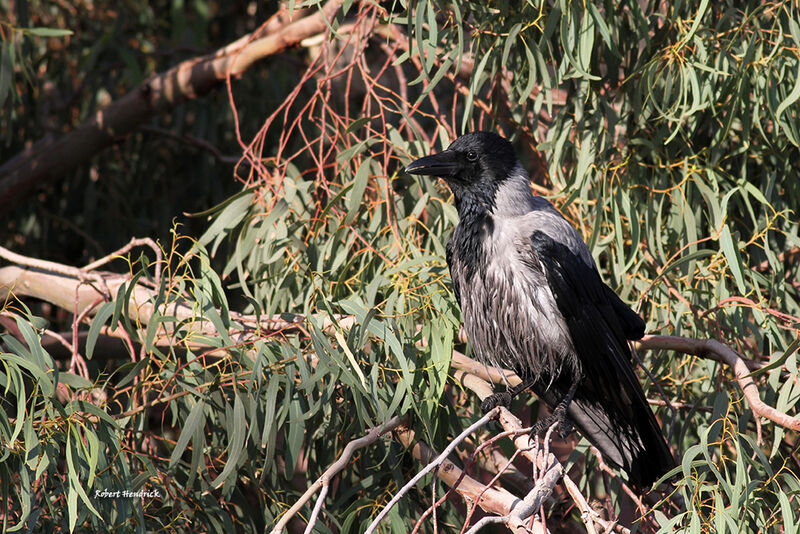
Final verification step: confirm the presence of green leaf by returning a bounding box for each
[461,40,495,132]
[210,393,247,488]
[283,397,304,480]
[346,116,373,133]
[345,157,371,225]
[776,60,800,135]
[0,352,54,398]
[680,0,709,47]
[719,225,746,295]
[58,373,93,389]
[169,399,206,469]
[196,192,253,253]
[502,23,522,68]
[86,302,115,360]
[65,428,101,526]
[588,4,621,59]
[746,337,800,378]
[24,27,74,37]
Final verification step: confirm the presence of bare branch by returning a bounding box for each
[82,237,163,286]
[392,425,535,534]
[0,259,353,345]
[302,484,329,534]
[0,244,107,298]
[0,0,344,209]
[270,414,409,534]
[364,408,503,534]
[637,335,800,431]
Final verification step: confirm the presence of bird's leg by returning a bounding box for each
[532,379,580,438]
[480,379,535,413]
[551,378,579,437]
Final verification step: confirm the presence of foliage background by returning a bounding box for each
[1,0,799,532]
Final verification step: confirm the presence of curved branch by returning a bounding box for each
[636,335,800,432]
[451,335,799,433]
[270,414,409,534]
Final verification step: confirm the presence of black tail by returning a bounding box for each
[532,368,675,489]
[567,385,674,488]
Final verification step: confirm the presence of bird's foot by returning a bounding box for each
[551,401,574,438]
[555,416,574,439]
[480,391,512,413]
[531,407,573,439]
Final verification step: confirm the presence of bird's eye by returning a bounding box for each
[466,150,478,162]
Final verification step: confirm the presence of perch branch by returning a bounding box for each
[4,254,797,433]
[451,336,799,433]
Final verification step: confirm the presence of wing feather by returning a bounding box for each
[528,230,673,488]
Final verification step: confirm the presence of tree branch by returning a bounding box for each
[636,335,800,432]
[4,252,797,434]
[270,414,409,534]
[391,424,540,534]
[364,408,504,534]
[0,0,344,209]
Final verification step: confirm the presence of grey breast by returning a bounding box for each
[454,203,581,381]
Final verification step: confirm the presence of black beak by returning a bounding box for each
[405,150,460,177]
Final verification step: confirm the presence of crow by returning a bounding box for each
[405,131,675,489]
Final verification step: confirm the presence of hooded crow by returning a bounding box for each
[406,131,675,489]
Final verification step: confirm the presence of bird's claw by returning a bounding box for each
[531,408,573,439]
[555,418,574,439]
[480,391,512,413]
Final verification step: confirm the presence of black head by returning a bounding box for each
[405,132,520,210]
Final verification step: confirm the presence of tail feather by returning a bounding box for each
[532,374,675,489]
[567,392,675,488]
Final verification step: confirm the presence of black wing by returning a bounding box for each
[529,230,673,488]
[446,238,461,307]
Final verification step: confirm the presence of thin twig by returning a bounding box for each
[393,426,523,527]
[271,414,409,534]
[83,237,163,286]
[364,408,501,534]
[463,431,561,534]
[463,516,507,534]
[302,484,329,534]
[412,424,534,534]
[589,446,647,518]
[562,473,617,534]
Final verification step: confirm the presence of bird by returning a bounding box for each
[405,131,675,489]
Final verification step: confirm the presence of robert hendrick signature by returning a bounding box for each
[93,489,161,499]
